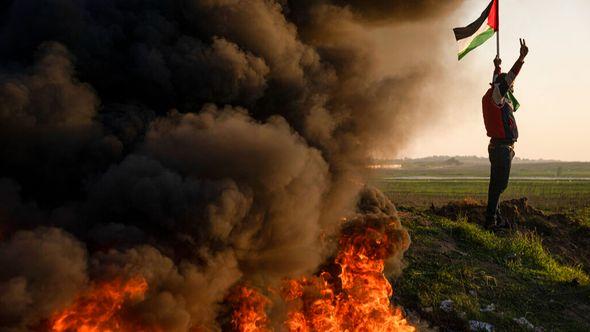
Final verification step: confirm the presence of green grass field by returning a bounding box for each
[373,160,590,178]
[374,179,590,211]
[370,159,590,212]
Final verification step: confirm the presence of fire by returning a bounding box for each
[50,277,150,332]
[227,286,272,332]
[231,217,415,331]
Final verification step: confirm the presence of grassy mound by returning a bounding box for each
[394,204,590,331]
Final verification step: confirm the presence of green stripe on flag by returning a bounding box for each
[458,27,495,60]
[507,90,520,111]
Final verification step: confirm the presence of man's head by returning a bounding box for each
[495,73,514,93]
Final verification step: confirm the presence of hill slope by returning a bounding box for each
[394,199,590,331]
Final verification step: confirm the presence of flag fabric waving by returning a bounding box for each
[453,0,498,60]
[507,90,520,111]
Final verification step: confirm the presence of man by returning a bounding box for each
[482,38,529,228]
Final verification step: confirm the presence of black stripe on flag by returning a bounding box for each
[453,0,494,41]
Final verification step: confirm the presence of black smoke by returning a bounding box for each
[0,0,459,330]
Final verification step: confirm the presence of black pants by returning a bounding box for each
[486,144,515,225]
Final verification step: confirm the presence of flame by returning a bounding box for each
[231,219,415,331]
[50,277,150,332]
[227,286,272,332]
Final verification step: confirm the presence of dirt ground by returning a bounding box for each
[431,197,590,273]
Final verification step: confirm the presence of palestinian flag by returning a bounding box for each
[453,0,498,60]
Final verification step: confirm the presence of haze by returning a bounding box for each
[373,0,590,161]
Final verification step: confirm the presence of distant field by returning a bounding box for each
[372,162,590,178]
[370,160,590,211]
[374,179,590,211]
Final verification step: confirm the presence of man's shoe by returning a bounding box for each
[484,215,496,230]
[484,216,510,231]
[483,221,497,230]
[496,214,511,229]
[496,220,510,229]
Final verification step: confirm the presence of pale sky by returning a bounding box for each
[374,0,590,161]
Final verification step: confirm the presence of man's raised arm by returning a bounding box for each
[505,38,529,86]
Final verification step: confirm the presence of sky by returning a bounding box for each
[374,0,590,161]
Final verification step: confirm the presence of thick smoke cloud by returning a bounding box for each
[331,0,459,22]
[144,106,329,278]
[0,228,87,330]
[0,42,119,205]
[356,186,410,276]
[0,0,459,330]
[90,246,242,331]
[86,106,330,278]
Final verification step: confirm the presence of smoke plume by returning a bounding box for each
[0,0,459,330]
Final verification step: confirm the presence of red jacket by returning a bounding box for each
[482,59,524,141]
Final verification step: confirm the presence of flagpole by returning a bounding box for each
[496,0,500,58]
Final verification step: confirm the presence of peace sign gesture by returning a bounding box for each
[519,38,529,60]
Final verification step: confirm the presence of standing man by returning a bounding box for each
[482,39,529,228]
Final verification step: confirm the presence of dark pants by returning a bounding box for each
[486,143,515,225]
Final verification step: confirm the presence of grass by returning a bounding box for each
[373,161,590,178]
[375,159,590,329]
[373,179,590,211]
[570,206,590,227]
[370,159,590,210]
[438,217,588,284]
[395,212,590,331]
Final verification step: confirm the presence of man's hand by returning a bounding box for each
[519,38,529,61]
[494,56,502,68]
